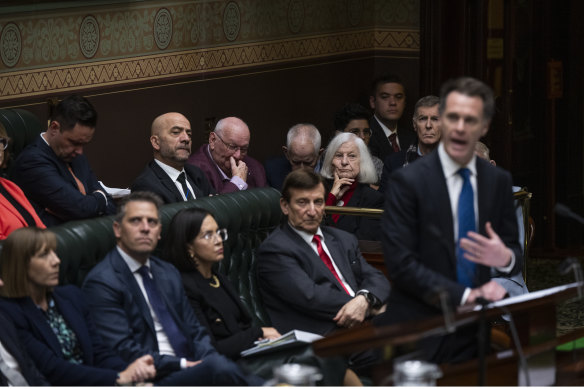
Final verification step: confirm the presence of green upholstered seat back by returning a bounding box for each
[0,108,43,174]
[51,187,282,326]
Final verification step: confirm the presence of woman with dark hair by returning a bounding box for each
[164,207,280,360]
[164,208,358,385]
[0,227,156,386]
[0,123,45,239]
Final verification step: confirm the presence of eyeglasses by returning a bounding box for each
[345,128,372,137]
[0,138,7,150]
[214,132,249,154]
[201,228,228,241]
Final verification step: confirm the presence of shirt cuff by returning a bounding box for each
[495,250,515,274]
[94,189,108,205]
[230,176,248,191]
[460,287,471,305]
[180,358,187,369]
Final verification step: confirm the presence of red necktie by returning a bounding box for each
[388,133,400,152]
[312,235,350,295]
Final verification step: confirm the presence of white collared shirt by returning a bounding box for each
[373,115,400,148]
[153,159,196,200]
[288,224,355,296]
[117,246,176,357]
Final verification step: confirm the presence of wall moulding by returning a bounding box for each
[0,28,419,102]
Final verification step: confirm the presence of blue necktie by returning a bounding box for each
[457,168,477,287]
[137,266,190,358]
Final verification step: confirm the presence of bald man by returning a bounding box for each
[187,116,266,193]
[131,112,213,203]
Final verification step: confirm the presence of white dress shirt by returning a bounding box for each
[373,115,400,148]
[154,159,196,200]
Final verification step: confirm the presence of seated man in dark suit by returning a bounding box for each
[375,77,522,364]
[187,117,266,193]
[379,95,441,192]
[368,74,417,162]
[257,169,390,335]
[11,95,115,226]
[0,278,49,386]
[131,112,213,203]
[265,123,323,190]
[82,192,262,386]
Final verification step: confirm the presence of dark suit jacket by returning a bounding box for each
[187,144,267,194]
[0,286,127,386]
[368,117,417,162]
[325,182,384,241]
[377,150,522,322]
[181,271,262,360]
[378,148,422,193]
[257,224,390,335]
[82,248,217,378]
[131,160,214,203]
[0,177,46,239]
[0,311,49,386]
[10,135,115,226]
[264,156,291,191]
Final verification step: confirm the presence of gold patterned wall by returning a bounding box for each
[0,0,419,102]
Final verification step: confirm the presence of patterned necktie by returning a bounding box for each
[176,172,194,200]
[457,168,477,287]
[0,352,28,386]
[388,133,400,152]
[312,235,350,294]
[137,266,190,357]
[67,165,86,195]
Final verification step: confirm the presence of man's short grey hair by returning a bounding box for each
[320,133,377,184]
[413,95,440,118]
[115,191,163,223]
[286,123,321,154]
[214,117,249,136]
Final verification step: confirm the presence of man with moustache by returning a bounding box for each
[131,112,213,203]
[375,77,522,364]
[187,117,266,193]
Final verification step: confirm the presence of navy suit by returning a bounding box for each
[131,160,214,203]
[368,117,417,162]
[264,156,292,191]
[257,224,390,335]
[11,135,115,226]
[0,311,49,386]
[375,149,522,362]
[82,248,261,385]
[0,286,127,386]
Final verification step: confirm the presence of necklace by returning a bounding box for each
[209,275,221,288]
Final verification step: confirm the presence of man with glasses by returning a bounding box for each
[187,117,266,193]
[265,123,323,190]
[333,103,383,185]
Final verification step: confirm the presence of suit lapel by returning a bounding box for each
[476,159,492,236]
[150,161,184,202]
[52,290,94,363]
[20,298,63,356]
[110,250,157,335]
[322,228,357,289]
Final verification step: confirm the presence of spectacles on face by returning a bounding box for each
[344,128,372,138]
[201,228,228,242]
[0,138,7,150]
[214,132,249,154]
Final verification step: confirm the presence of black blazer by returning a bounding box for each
[11,135,116,226]
[377,150,522,322]
[325,182,384,241]
[0,286,127,386]
[368,117,417,162]
[181,271,262,360]
[0,311,49,386]
[131,160,214,203]
[257,224,390,335]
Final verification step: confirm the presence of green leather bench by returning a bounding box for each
[0,108,43,173]
[51,187,283,327]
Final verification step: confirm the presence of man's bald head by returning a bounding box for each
[209,116,251,173]
[284,124,322,171]
[149,112,192,170]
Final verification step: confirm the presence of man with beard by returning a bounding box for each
[132,112,213,203]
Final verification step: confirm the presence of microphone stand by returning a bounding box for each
[475,297,491,386]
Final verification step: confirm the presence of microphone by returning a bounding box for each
[555,203,584,225]
[557,257,584,299]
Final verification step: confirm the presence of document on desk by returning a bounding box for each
[240,329,323,357]
[473,282,580,311]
